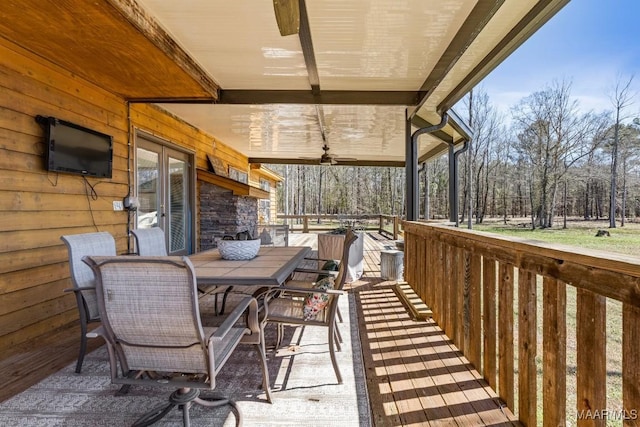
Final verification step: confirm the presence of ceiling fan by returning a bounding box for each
[273,0,300,36]
[300,144,357,166]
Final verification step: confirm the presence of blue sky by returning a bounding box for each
[478,0,640,119]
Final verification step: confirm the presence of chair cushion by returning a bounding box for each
[302,276,335,321]
[317,260,339,281]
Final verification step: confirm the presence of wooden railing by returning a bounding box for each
[277,214,401,239]
[403,221,640,426]
[378,214,401,239]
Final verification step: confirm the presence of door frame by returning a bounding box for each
[134,130,197,255]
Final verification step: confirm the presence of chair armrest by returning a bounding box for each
[304,257,335,263]
[267,286,345,297]
[292,267,338,276]
[64,286,96,293]
[209,296,257,340]
[197,284,228,297]
[86,325,106,339]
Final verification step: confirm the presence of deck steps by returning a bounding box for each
[395,281,433,320]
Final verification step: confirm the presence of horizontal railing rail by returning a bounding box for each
[277,214,403,239]
[403,221,640,426]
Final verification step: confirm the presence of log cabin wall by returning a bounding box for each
[250,166,282,225]
[0,37,130,356]
[0,37,249,359]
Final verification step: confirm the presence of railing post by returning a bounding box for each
[393,216,399,240]
[303,216,309,233]
[518,270,537,426]
[543,277,566,427]
[498,262,515,410]
[483,257,497,390]
[623,304,640,423]
[576,289,606,425]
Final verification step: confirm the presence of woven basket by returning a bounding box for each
[217,239,261,260]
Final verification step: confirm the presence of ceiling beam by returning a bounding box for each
[437,0,570,112]
[298,0,320,95]
[412,108,472,163]
[217,90,421,105]
[128,97,218,104]
[273,0,300,36]
[411,115,453,144]
[410,0,504,117]
[419,143,449,163]
[411,114,457,145]
[249,158,405,167]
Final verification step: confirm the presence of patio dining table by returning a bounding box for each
[189,245,311,288]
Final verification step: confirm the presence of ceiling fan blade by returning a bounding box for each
[273,0,300,36]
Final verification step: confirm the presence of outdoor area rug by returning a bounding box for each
[0,294,371,426]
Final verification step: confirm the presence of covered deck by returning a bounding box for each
[0,230,515,426]
[5,1,636,425]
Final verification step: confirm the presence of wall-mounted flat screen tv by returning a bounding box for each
[36,115,113,178]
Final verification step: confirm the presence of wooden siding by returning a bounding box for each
[0,0,217,100]
[0,36,130,356]
[0,37,254,358]
[250,166,282,223]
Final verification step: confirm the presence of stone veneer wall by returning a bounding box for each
[199,182,259,251]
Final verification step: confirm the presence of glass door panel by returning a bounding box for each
[136,148,160,229]
[135,136,193,256]
[167,154,187,254]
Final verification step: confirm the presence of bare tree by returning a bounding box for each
[602,122,640,226]
[462,89,503,224]
[512,80,605,228]
[494,132,514,223]
[608,74,636,228]
[266,78,636,224]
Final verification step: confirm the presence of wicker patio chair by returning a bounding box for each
[131,227,167,256]
[131,227,231,314]
[83,255,271,426]
[60,231,116,373]
[262,229,357,384]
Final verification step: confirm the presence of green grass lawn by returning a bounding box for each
[472,218,640,257]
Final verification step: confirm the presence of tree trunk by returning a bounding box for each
[297,168,302,225]
[529,179,536,230]
[584,180,590,220]
[621,158,627,227]
[563,179,567,229]
[317,168,324,217]
[610,124,619,228]
[423,164,430,219]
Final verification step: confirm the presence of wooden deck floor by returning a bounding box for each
[0,230,517,426]
[349,232,518,426]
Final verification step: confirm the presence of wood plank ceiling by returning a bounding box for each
[0,0,570,165]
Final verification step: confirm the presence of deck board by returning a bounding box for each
[0,230,518,426]
[351,231,518,426]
